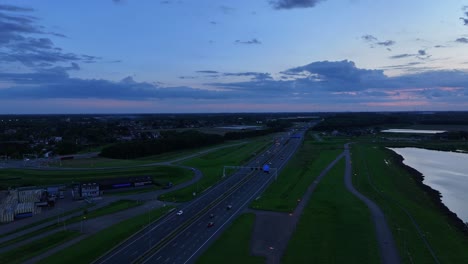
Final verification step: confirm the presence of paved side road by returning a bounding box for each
[343,143,400,264]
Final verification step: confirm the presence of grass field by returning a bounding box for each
[196,213,264,264]
[159,137,273,202]
[53,140,248,168]
[250,133,344,212]
[282,159,380,263]
[0,165,192,190]
[0,204,93,239]
[38,206,173,264]
[0,230,80,264]
[352,143,468,263]
[0,200,140,248]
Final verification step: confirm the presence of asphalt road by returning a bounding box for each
[95,128,307,264]
[343,143,401,264]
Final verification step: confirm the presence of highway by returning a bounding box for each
[95,126,308,264]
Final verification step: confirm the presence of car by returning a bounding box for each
[207,221,215,228]
[176,210,183,216]
[209,213,214,218]
[226,205,232,210]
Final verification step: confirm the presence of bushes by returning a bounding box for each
[100,130,223,159]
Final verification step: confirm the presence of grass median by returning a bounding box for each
[196,213,264,264]
[352,143,468,263]
[38,206,174,264]
[282,158,379,263]
[250,132,343,212]
[159,136,273,202]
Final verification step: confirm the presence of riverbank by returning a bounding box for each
[389,149,468,235]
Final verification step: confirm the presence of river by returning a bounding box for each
[389,147,468,223]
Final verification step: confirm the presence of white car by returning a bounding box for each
[176,210,183,216]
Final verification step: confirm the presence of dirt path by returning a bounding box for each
[343,143,400,264]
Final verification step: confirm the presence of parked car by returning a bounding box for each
[207,221,215,228]
[176,210,183,216]
[226,205,232,210]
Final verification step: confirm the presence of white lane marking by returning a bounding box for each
[183,167,279,264]
[156,256,162,261]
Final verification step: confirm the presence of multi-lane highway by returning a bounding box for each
[95,126,308,264]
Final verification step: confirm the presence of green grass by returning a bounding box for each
[75,199,141,220]
[0,165,192,190]
[0,204,93,239]
[250,132,343,212]
[352,143,468,263]
[38,206,174,264]
[196,213,264,264]
[159,137,273,202]
[0,200,139,248]
[282,159,380,264]
[0,230,80,264]
[54,140,249,168]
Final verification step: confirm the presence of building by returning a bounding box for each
[80,183,100,198]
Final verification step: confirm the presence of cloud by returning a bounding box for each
[0,4,33,12]
[196,70,219,74]
[362,34,378,42]
[2,59,468,112]
[0,69,226,100]
[460,6,468,25]
[270,0,325,10]
[235,38,262,45]
[377,40,395,46]
[390,50,431,60]
[362,34,395,48]
[434,45,446,48]
[219,5,235,14]
[0,4,99,69]
[223,72,272,81]
[455,37,468,43]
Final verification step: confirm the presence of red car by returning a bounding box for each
[207,222,215,228]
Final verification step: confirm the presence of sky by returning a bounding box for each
[1,0,468,114]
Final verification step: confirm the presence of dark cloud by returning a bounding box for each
[235,38,262,45]
[0,69,226,100]
[460,6,468,25]
[390,53,422,59]
[219,5,235,14]
[362,34,378,42]
[270,0,324,10]
[362,34,395,48]
[282,60,386,89]
[377,40,395,46]
[197,70,271,81]
[455,37,468,43]
[418,49,427,56]
[196,70,219,74]
[2,60,468,108]
[223,72,272,81]
[0,4,33,12]
[434,45,446,48]
[210,21,217,25]
[0,4,99,69]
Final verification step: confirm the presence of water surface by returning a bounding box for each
[389,147,468,222]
